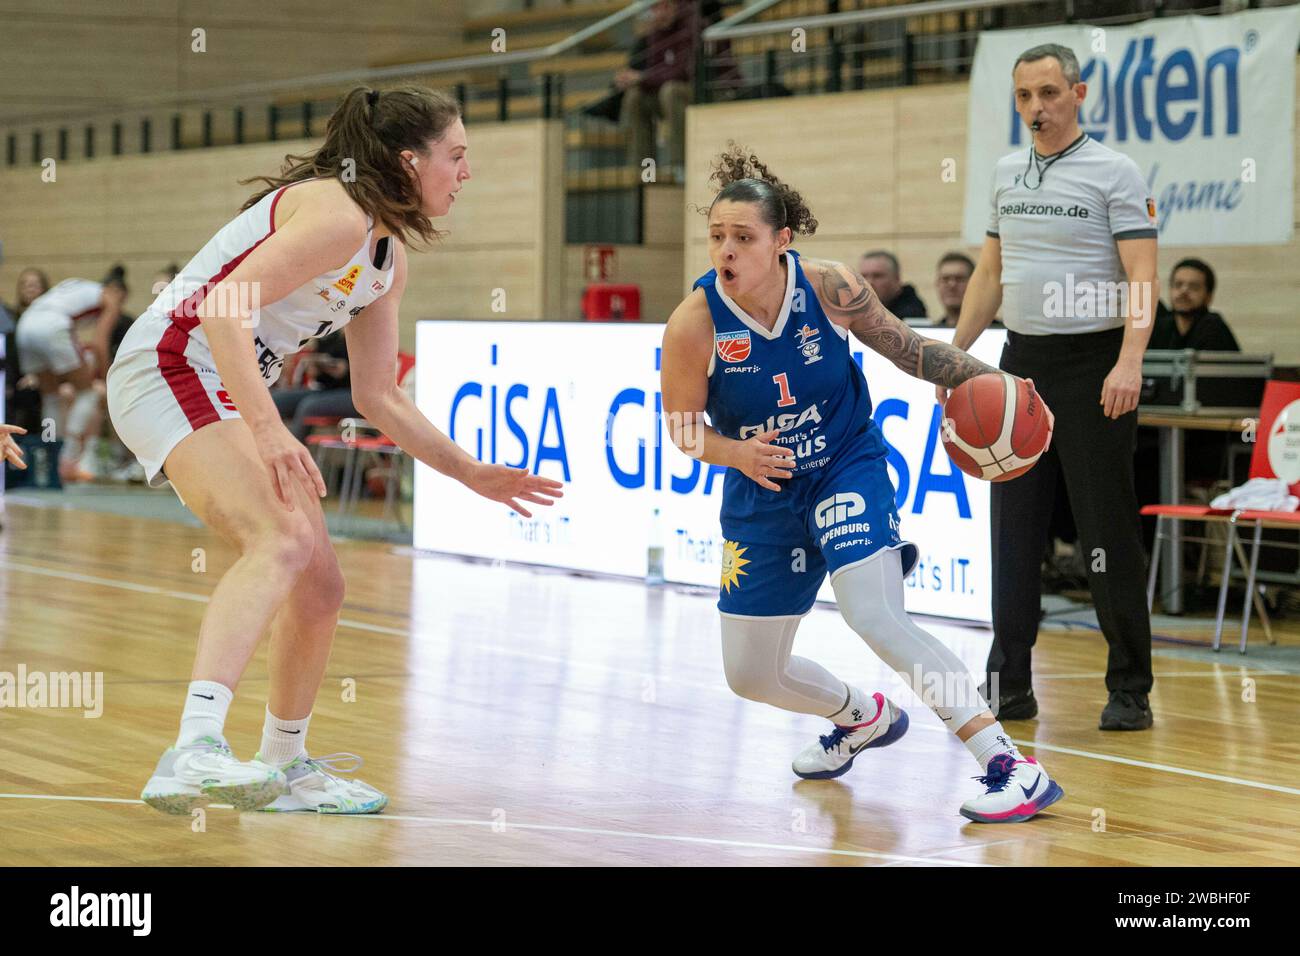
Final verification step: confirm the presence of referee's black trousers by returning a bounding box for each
[988,327,1153,696]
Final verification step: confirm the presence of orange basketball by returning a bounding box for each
[941,373,1051,482]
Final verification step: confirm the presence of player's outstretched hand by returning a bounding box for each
[1,423,28,470]
[467,462,564,518]
[736,428,796,492]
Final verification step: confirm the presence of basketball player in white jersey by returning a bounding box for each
[107,86,563,815]
[16,267,125,481]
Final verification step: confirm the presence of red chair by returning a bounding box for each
[1143,381,1300,650]
[309,351,415,533]
[1218,382,1300,652]
[333,352,416,532]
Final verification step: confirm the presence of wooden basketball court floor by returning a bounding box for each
[2,499,1299,867]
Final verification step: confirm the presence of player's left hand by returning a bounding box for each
[1099,360,1142,419]
[1,423,28,470]
[467,462,564,518]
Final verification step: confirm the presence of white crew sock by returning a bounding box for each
[964,723,1024,770]
[827,684,876,726]
[260,709,311,768]
[177,680,233,747]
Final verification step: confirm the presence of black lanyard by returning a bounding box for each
[1023,132,1088,190]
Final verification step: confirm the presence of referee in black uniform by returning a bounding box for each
[947,44,1159,730]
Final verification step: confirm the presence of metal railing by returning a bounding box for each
[2,0,668,245]
[695,0,1239,103]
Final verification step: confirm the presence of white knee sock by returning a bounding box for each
[831,549,989,730]
[259,708,310,767]
[177,680,233,747]
[720,613,850,716]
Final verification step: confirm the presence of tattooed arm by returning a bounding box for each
[803,258,997,389]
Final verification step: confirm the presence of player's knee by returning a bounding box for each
[838,601,887,641]
[721,655,775,703]
[300,554,346,619]
[251,513,317,575]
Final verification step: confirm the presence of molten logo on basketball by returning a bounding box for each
[715,330,751,363]
[941,373,1049,482]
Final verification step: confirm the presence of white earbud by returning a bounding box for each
[407,157,419,168]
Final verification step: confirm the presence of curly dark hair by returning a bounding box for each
[704,141,818,237]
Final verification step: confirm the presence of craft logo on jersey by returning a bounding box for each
[720,540,751,592]
[715,330,752,363]
[371,280,386,294]
[795,322,823,365]
[333,265,363,296]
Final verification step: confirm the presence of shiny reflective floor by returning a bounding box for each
[2,503,1298,866]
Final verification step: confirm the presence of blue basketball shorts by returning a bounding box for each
[717,440,919,617]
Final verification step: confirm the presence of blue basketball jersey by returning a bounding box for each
[695,249,885,479]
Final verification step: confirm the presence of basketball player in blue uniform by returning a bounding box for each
[660,145,1063,822]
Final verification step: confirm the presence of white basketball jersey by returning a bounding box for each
[120,180,396,386]
[23,279,103,325]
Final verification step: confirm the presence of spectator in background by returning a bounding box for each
[15,265,126,483]
[271,330,358,444]
[928,251,976,328]
[4,269,51,434]
[858,250,928,320]
[616,0,699,179]
[1149,258,1238,352]
[1137,258,1243,549]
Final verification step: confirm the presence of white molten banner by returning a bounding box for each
[414,321,1006,623]
[962,7,1300,247]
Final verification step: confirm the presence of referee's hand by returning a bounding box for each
[1100,359,1142,419]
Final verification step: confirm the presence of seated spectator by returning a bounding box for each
[927,251,975,328]
[1136,259,1245,554]
[1149,257,1238,352]
[858,250,928,320]
[616,0,699,179]
[271,330,358,444]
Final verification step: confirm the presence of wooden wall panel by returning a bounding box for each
[0,118,565,355]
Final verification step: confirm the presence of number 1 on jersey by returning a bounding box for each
[773,372,797,408]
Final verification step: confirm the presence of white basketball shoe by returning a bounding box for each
[141,735,287,814]
[257,752,388,814]
[792,692,910,780]
[960,752,1064,823]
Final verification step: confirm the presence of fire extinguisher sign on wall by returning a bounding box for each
[584,245,616,283]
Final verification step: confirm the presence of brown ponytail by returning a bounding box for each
[706,141,818,237]
[240,85,462,246]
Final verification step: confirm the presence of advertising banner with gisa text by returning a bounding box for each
[962,6,1300,247]
[414,321,1005,623]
